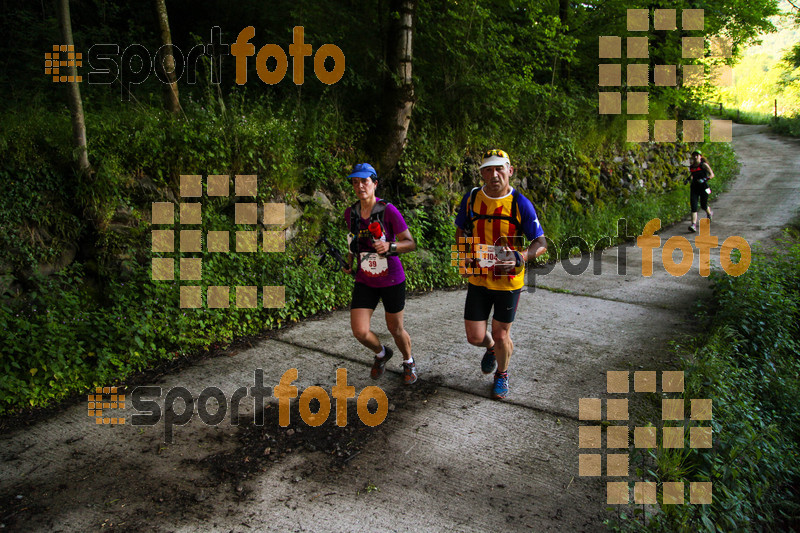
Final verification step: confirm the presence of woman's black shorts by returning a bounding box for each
[690,184,709,212]
[351,281,406,314]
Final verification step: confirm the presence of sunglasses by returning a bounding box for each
[483,149,509,159]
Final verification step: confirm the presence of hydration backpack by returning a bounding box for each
[463,187,522,237]
[348,199,388,256]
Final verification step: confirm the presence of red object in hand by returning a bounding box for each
[368,222,383,239]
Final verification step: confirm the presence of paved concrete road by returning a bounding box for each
[1,123,798,532]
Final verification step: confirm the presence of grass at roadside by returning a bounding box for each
[710,105,800,138]
[539,141,738,261]
[606,224,800,531]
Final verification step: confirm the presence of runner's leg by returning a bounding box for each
[385,310,412,361]
[351,308,381,353]
[491,319,513,372]
[464,284,494,350]
[465,320,493,349]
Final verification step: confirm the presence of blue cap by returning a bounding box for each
[347,163,378,180]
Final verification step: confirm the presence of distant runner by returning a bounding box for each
[342,163,418,385]
[454,149,547,399]
[685,150,715,232]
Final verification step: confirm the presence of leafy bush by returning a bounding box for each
[610,233,800,531]
[0,90,740,416]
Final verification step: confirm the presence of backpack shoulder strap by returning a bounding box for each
[348,201,361,235]
[510,188,521,232]
[369,200,388,234]
[468,187,481,213]
[348,201,361,256]
[464,187,481,235]
[350,200,389,257]
[468,187,522,227]
[370,199,387,220]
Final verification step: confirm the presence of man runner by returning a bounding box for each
[454,149,547,399]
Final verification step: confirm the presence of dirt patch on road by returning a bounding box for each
[194,378,441,498]
[0,375,441,531]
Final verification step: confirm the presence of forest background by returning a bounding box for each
[3,1,800,530]
[0,0,796,429]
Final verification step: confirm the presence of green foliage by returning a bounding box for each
[535,142,738,262]
[0,0,776,419]
[0,166,83,274]
[712,10,800,137]
[402,205,464,292]
[414,0,577,142]
[769,115,800,136]
[611,233,800,531]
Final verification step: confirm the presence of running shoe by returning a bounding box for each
[402,361,418,385]
[370,345,393,379]
[688,223,697,233]
[707,210,713,221]
[481,346,497,374]
[492,371,509,399]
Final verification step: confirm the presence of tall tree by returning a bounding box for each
[154,0,180,114]
[374,0,416,180]
[559,0,569,28]
[57,0,90,173]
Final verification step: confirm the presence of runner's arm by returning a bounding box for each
[373,229,415,255]
[702,162,715,180]
[342,252,354,275]
[522,236,547,263]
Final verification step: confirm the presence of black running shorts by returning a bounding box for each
[351,281,406,314]
[463,283,521,323]
[690,183,709,212]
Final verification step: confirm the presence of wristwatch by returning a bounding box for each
[389,242,398,256]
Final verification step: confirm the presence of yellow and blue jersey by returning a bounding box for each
[454,187,544,291]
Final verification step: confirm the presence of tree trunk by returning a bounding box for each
[57,0,90,173]
[154,0,180,114]
[375,0,416,180]
[559,0,569,27]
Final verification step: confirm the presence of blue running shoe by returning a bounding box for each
[481,346,497,374]
[492,371,509,399]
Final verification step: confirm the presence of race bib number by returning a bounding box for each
[473,244,497,268]
[474,244,516,268]
[359,252,388,277]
